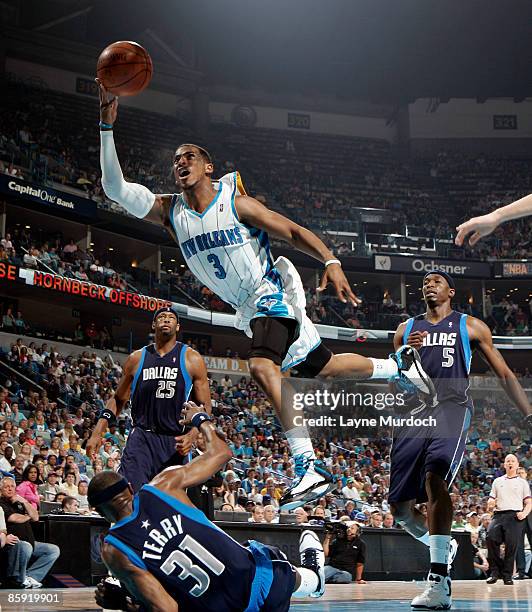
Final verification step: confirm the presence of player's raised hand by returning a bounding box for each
[317,264,361,306]
[179,401,206,426]
[95,78,118,126]
[455,211,500,246]
[407,331,428,350]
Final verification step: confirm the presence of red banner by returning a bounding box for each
[2,265,172,313]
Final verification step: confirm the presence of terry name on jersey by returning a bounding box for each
[141,513,184,560]
[181,227,244,259]
[143,366,180,381]
[421,332,457,347]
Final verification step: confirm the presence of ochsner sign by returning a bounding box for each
[374,254,491,278]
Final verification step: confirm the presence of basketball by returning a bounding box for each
[96,41,153,96]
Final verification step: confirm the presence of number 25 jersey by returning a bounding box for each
[130,342,192,434]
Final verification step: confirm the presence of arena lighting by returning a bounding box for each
[109,247,114,251]
[180,265,185,268]
[90,242,94,246]
[25,225,30,229]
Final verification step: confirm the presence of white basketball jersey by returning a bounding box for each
[169,172,279,309]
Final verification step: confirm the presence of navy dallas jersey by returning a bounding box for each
[403,310,472,406]
[106,486,295,611]
[130,341,192,434]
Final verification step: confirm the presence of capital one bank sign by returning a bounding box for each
[374,255,491,278]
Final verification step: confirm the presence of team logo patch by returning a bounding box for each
[260,298,278,309]
[448,322,453,328]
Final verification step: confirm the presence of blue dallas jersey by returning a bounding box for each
[130,342,192,434]
[105,486,260,611]
[403,310,472,405]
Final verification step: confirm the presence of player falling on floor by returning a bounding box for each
[86,306,211,492]
[97,80,434,510]
[455,192,532,247]
[390,270,532,611]
[89,401,326,612]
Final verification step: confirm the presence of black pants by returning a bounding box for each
[515,514,532,576]
[487,511,526,579]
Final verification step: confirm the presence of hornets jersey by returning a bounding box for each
[106,486,260,611]
[169,172,282,311]
[170,172,322,372]
[130,342,192,434]
[403,310,472,405]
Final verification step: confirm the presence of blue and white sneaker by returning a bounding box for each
[411,573,452,610]
[280,452,333,511]
[299,530,325,598]
[391,345,437,406]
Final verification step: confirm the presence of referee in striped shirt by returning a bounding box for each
[486,454,532,584]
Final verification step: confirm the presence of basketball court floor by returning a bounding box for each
[1,581,531,611]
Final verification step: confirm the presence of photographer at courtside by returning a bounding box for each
[323,521,367,584]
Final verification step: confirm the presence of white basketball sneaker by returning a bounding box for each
[411,573,452,610]
[279,453,333,510]
[392,345,437,405]
[299,530,325,598]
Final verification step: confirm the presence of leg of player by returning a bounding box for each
[319,346,436,399]
[249,356,335,509]
[390,498,459,572]
[410,473,454,611]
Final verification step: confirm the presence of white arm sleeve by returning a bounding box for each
[100,131,156,218]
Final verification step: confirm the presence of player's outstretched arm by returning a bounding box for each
[101,544,179,612]
[455,193,532,246]
[96,79,173,228]
[153,402,232,492]
[467,316,532,422]
[86,350,138,456]
[235,195,360,305]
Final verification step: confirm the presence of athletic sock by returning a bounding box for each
[415,531,430,547]
[369,357,399,380]
[292,567,319,597]
[285,426,317,463]
[429,534,451,577]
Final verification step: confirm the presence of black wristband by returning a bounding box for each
[98,408,116,426]
[191,412,211,430]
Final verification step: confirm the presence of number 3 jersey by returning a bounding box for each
[130,342,192,434]
[105,485,258,611]
[402,310,472,406]
[169,172,321,371]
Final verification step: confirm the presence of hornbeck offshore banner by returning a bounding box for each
[0,174,97,219]
[0,263,171,313]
